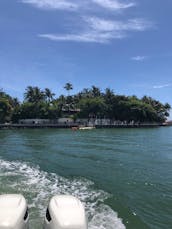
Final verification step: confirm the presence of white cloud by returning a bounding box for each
[39,17,153,43]
[131,56,147,61]
[153,84,172,89]
[85,17,117,32]
[86,17,152,32]
[21,0,78,11]
[92,0,135,10]
[124,19,153,31]
[21,0,135,11]
[22,0,154,44]
[39,32,123,43]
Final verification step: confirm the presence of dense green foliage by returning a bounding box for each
[0,85,171,124]
[0,89,20,123]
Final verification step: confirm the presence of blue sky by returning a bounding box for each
[0,0,172,117]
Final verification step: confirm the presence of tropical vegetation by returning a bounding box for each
[0,84,171,124]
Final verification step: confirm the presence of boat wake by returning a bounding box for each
[0,158,125,229]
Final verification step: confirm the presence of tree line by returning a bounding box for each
[0,83,171,124]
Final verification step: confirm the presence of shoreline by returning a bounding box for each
[0,123,168,129]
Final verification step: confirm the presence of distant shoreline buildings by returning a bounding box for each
[0,85,171,126]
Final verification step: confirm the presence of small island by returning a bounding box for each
[0,83,171,128]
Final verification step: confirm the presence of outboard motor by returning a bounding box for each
[0,194,29,229]
[44,195,87,229]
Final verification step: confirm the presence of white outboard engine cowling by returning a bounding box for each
[44,195,87,229]
[0,194,29,229]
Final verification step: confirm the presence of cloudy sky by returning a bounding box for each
[0,0,172,116]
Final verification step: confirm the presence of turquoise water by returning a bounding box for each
[0,127,172,229]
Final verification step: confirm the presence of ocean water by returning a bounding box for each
[0,127,172,229]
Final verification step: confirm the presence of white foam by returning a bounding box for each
[0,158,125,229]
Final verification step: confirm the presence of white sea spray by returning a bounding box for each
[0,158,125,229]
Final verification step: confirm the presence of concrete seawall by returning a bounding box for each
[0,123,166,129]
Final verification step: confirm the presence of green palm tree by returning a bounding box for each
[91,86,101,97]
[44,88,55,102]
[64,83,73,96]
[24,86,44,103]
